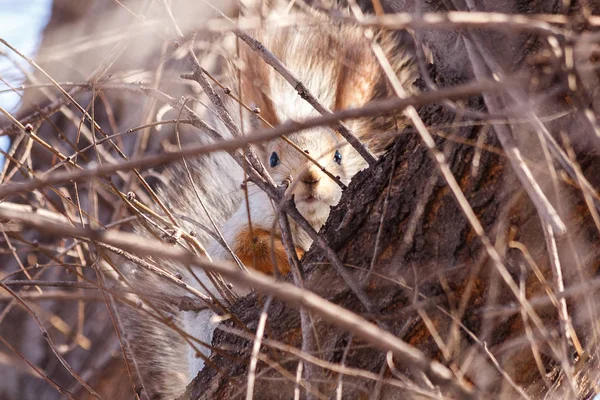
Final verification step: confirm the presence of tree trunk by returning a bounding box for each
[183,76,600,399]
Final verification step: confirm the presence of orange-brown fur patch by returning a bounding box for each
[333,43,379,112]
[240,51,279,127]
[233,227,304,275]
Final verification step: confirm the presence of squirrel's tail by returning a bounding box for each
[116,150,243,399]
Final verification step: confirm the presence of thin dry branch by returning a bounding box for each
[0,78,505,200]
[0,205,477,400]
[182,12,598,36]
[233,30,377,166]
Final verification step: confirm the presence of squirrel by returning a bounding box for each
[119,1,420,398]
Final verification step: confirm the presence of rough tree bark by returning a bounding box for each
[182,1,600,398]
[184,80,600,399]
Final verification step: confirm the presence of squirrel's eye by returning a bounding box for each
[334,150,342,164]
[270,152,280,168]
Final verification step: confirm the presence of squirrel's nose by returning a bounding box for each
[300,167,321,185]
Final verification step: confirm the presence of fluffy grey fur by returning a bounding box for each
[117,1,419,398]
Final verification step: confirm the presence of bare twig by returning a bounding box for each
[0,79,504,200]
[1,206,477,400]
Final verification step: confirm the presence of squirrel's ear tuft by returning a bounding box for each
[334,28,421,108]
[331,30,381,112]
[371,29,421,100]
[238,56,280,128]
[337,28,421,156]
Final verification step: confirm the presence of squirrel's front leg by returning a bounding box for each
[184,226,304,378]
[232,227,304,275]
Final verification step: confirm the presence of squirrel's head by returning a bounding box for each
[261,129,365,229]
[234,5,419,230]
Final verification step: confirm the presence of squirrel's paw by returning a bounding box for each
[232,227,304,275]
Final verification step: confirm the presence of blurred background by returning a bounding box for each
[0,0,51,167]
[0,1,237,398]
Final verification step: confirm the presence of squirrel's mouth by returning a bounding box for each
[298,192,330,205]
[302,195,319,204]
